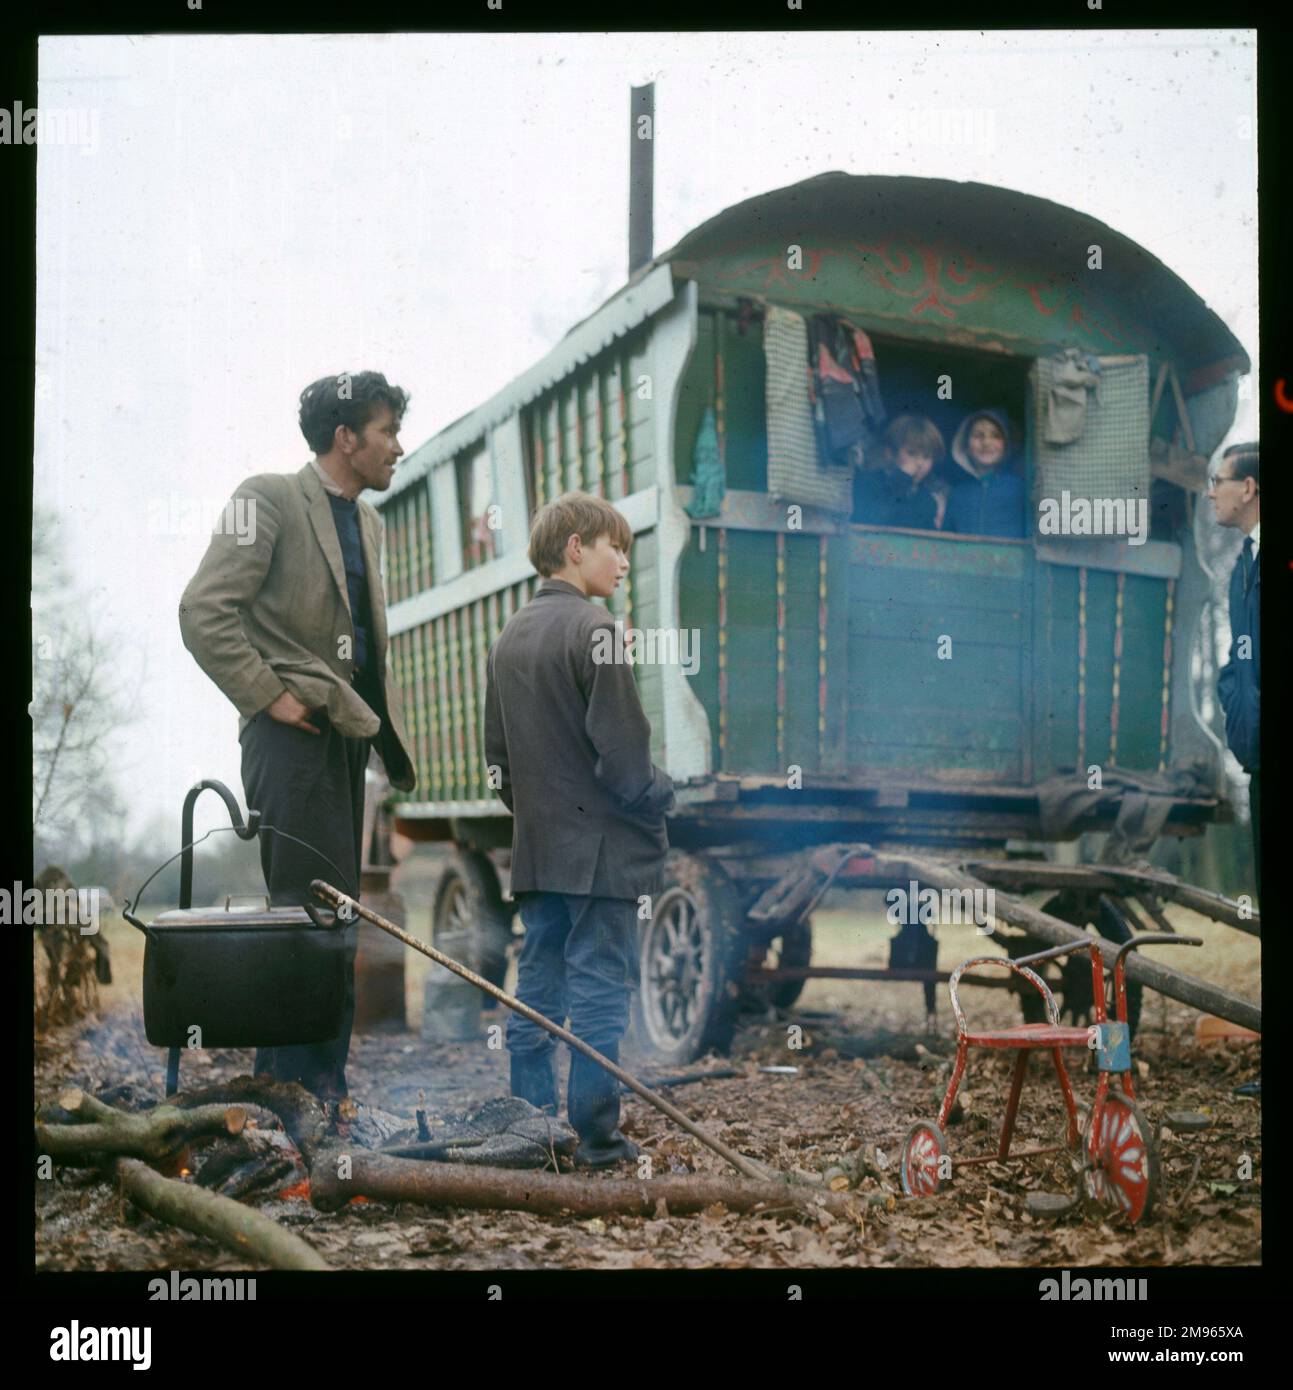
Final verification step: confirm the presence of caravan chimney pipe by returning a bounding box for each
[628,83,654,277]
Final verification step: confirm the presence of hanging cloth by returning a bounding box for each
[764,305,852,512]
[808,315,888,464]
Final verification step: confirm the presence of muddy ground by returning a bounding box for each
[34,891,1260,1272]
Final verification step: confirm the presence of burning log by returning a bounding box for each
[35,1088,246,1164]
[308,1143,892,1223]
[193,1133,301,1201]
[165,1075,331,1164]
[114,1157,329,1271]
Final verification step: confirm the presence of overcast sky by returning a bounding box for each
[34,29,1258,846]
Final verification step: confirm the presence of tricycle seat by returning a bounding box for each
[964,1023,1090,1049]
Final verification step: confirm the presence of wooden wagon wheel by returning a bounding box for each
[628,851,746,1068]
[430,848,513,994]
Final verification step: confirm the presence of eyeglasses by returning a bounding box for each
[1207,472,1248,489]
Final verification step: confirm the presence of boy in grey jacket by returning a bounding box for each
[484,491,674,1166]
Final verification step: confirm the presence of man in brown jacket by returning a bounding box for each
[179,372,416,1099]
[484,491,674,1166]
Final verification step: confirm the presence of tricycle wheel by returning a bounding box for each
[900,1121,947,1198]
[430,848,513,993]
[1080,1093,1159,1224]
[627,851,745,1068]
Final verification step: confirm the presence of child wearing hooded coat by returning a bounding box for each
[943,407,1027,538]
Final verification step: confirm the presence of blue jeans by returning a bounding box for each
[506,892,640,1058]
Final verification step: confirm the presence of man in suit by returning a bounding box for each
[179,372,416,1099]
[484,491,675,1167]
[1210,441,1260,898]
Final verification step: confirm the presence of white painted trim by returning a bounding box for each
[650,279,713,781]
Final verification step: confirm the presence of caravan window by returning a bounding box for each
[455,441,497,571]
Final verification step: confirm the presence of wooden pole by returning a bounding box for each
[892,855,1260,1034]
[309,880,775,1183]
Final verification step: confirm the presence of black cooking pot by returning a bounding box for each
[124,780,352,1050]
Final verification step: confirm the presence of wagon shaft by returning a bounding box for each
[896,853,1260,1034]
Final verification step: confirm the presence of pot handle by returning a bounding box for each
[303,901,342,930]
[180,780,261,910]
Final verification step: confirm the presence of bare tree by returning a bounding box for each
[31,506,140,864]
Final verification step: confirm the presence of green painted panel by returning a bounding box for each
[687,230,1172,362]
[823,533,850,771]
[679,539,721,766]
[849,635,1025,714]
[723,531,778,773]
[1037,564,1079,775]
[1114,575,1168,771]
[783,536,823,773]
[850,530,1028,580]
[851,601,1023,645]
[1082,569,1116,769]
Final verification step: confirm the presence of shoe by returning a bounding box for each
[568,1043,639,1169]
[510,1050,558,1114]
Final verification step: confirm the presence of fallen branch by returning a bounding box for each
[114,1157,329,1270]
[36,1088,245,1164]
[309,1143,892,1222]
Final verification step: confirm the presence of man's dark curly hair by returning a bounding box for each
[298,372,411,455]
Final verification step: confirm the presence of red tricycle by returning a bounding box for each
[899,932,1202,1223]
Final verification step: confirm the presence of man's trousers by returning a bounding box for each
[239,706,369,1100]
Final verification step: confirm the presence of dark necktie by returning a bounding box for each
[1242,536,1254,592]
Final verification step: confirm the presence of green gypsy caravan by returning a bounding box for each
[373,172,1257,1065]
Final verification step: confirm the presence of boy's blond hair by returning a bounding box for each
[528,491,633,577]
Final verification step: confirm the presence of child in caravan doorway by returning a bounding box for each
[942,408,1027,538]
[851,414,946,530]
